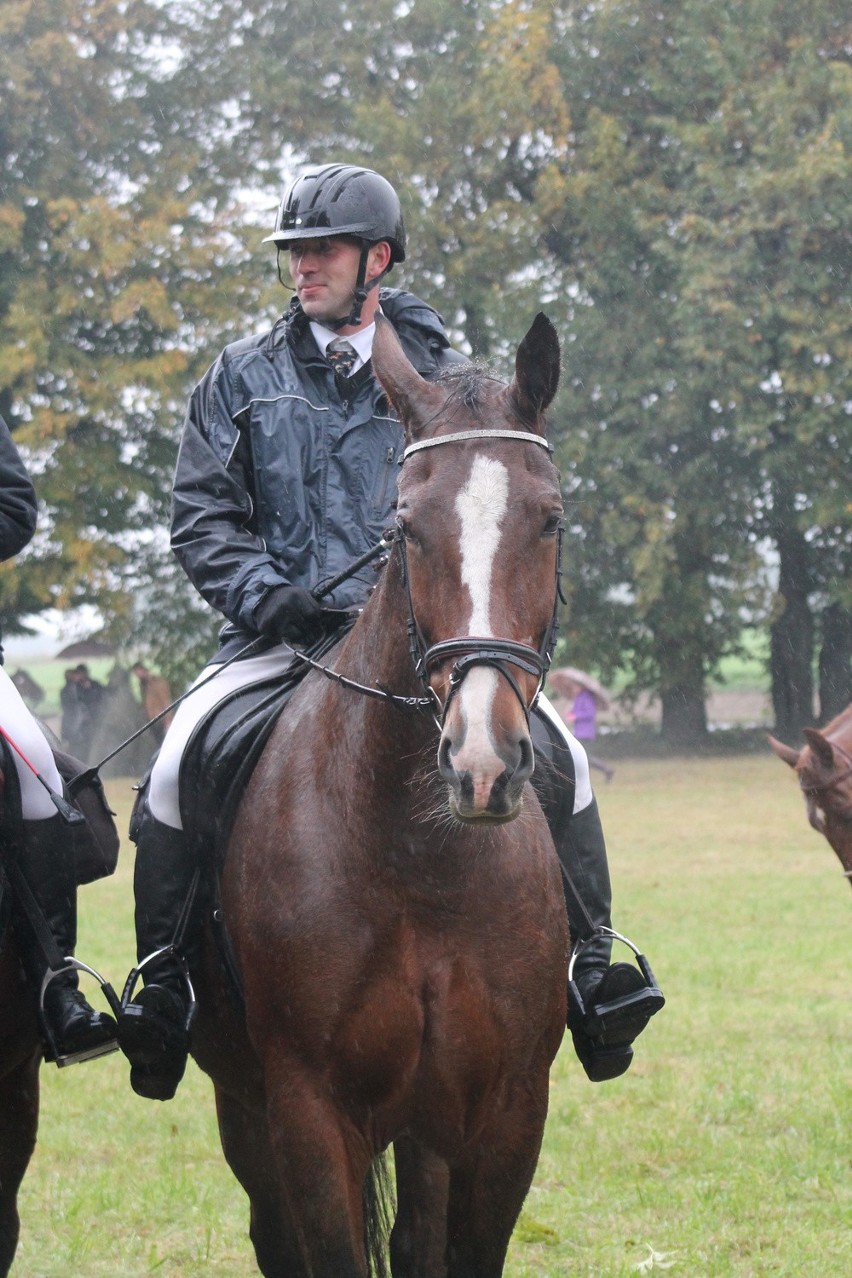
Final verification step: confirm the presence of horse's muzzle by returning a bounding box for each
[438,729,534,822]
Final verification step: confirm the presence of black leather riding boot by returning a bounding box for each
[15,814,117,1065]
[531,710,664,1082]
[556,797,614,986]
[116,806,196,1102]
[550,798,664,1081]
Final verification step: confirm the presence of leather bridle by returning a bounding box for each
[288,428,565,728]
[396,429,565,725]
[800,741,852,802]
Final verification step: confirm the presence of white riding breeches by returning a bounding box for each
[147,644,301,829]
[146,645,594,830]
[536,693,594,815]
[0,666,64,820]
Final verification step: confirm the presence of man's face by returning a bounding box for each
[288,235,362,325]
[287,236,388,329]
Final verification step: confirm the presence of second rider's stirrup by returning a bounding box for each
[39,958,121,1068]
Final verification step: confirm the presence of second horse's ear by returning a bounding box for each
[372,316,446,442]
[506,313,560,431]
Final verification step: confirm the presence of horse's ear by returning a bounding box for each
[767,735,800,769]
[506,312,560,430]
[372,314,445,440]
[803,728,836,771]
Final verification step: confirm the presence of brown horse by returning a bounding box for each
[0,755,41,1278]
[769,701,852,886]
[189,313,569,1277]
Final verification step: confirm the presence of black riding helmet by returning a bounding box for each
[264,164,406,328]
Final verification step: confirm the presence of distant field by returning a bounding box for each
[9,755,850,1276]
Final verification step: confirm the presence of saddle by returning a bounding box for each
[178,677,296,866]
[0,737,119,887]
[0,735,120,977]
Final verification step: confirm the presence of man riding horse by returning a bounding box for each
[0,415,117,1066]
[117,164,664,1102]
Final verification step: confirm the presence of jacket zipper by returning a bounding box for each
[373,445,397,514]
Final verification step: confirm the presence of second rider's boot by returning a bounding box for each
[116,806,196,1101]
[15,814,117,1065]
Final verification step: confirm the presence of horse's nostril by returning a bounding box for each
[437,734,454,781]
[517,733,534,780]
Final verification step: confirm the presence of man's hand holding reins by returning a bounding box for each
[255,585,325,645]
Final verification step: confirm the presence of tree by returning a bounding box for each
[539,0,850,743]
[0,0,269,685]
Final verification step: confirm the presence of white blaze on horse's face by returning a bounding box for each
[453,456,508,807]
[456,455,508,634]
[437,452,531,821]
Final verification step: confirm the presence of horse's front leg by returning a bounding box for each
[390,1133,449,1278]
[214,1085,296,1278]
[444,1072,551,1278]
[262,1052,381,1278]
[0,1050,40,1278]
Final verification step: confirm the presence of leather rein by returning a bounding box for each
[292,428,565,726]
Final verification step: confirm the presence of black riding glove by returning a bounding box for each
[254,585,325,645]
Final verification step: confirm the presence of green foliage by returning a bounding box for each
[0,0,848,731]
[539,0,851,739]
[0,0,267,661]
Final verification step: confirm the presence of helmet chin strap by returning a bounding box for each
[324,242,388,330]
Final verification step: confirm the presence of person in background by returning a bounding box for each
[0,414,116,1063]
[131,662,174,745]
[561,676,615,783]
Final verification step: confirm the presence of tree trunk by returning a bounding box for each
[818,603,852,724]
[769,498,814,740]
[659,682,708,749]
[657,635,709,749]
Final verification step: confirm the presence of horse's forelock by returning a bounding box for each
[436,363,502,413]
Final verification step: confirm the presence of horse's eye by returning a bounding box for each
[543,513,564,537]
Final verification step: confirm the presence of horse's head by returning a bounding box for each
[373,313,563,823]
[769,724,852,884]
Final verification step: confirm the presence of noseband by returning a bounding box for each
[398,429,564,724]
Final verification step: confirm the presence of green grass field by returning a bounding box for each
[9,755,851,1277]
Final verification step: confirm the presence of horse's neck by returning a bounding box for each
[332,562,434,756]
[337,562,424,695]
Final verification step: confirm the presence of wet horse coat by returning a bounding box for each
[190,314,569,1277]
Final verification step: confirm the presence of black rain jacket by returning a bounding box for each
[0,415,38,664]
[171,288,464,649]
[0,416,37,564]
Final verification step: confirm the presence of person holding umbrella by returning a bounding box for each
[551,667,615,783]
